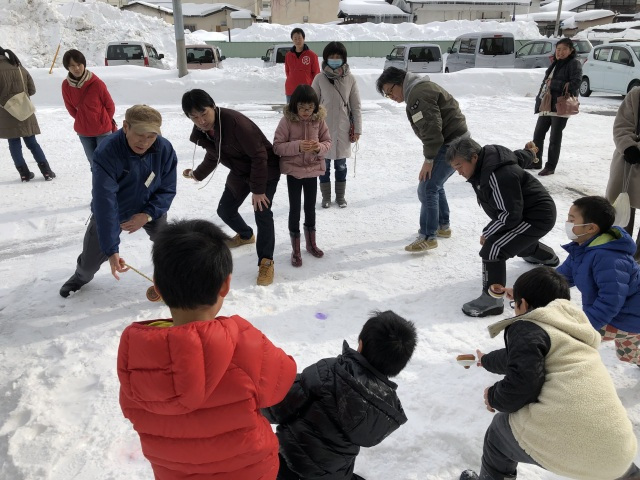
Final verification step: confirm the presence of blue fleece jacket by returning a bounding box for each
[91,130,177,256]
[556,226,640,333]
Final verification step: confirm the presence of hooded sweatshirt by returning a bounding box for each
[557,226,640,332]
[118,315,297,480]
[486,300,637,480]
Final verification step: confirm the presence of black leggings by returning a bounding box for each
[287,175,317,233]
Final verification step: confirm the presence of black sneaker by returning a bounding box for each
[460,470,479,480]
[60,275,84,298]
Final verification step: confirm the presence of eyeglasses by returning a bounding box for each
[383,84,396,98]
[509,300,516,309]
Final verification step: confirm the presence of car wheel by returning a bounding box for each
[579,77,591,97]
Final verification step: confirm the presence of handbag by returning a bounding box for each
[1,68,35,121]
[555,83,580,116]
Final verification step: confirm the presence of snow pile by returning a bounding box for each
[0,0,200,68]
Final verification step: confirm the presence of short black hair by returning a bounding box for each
[289,84,319,115]
[322,41,347,64]
[152,219,232,309]
[182,89,216,117]
[359,310,417,377]
[572,196,615,233]
[290,27,305,39]
[512,267,570,311]
[62,49,86,70]
[376,67,407,96]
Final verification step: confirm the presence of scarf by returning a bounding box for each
[321,62,350,81]
[66,68,92,89]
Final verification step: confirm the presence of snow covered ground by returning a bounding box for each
[1,56,639,479]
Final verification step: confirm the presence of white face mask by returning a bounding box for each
[565,222,591,240]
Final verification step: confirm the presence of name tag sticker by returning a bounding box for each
[412,111,424,123]
[145,172,155,188]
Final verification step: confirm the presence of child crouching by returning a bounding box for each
[262,311,417,480]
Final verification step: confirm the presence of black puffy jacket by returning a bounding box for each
[262,341,407,480]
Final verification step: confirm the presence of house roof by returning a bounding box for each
[338,0,412,16]
[540,0,592,12]
[126,2,241,17]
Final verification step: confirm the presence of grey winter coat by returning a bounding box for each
[606,86,640,208]
[402,73,468,160]
[0,56,40,139]
[312,65,361,160]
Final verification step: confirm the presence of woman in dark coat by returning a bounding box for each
[532,37,582,176]
[0,47,55,181]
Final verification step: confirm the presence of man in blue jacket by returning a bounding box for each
[557,195,640,367]
[60,105,177,297]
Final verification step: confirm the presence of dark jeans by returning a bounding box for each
[8,136,48,169]
[217,178,278,264]
[319,158,347,183]
[78,133,111,170]
[287,175,317,233]
[73,214,167,285]
[532,115,568,171]
[277,454,364,480]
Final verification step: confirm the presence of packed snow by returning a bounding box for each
[1,1,639,480]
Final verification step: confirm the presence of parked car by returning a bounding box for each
[384,43,443,73]
[261,44,293,67]
[445,32,515,72]
[186,45,225,69]
[580,42,640,97]
[105,41,164,68]
[514,38,592,68]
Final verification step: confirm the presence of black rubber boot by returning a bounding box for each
[462,260,506,317]
[37,161,56,181]
[521,242,559,267]
[16,165,34,182]
[290,232,302,267]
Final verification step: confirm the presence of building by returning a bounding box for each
[338,0,412,23]
[407,0,534,23]
[270,0,341,24]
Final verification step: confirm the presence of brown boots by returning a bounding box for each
[290,232,302,267]
[290,227,323,266]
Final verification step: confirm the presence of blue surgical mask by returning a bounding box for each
[327,59,343,69]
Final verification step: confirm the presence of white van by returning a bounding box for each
[105,41,165,68]
[261,44,293,67]
[446,32,515,72]
[384,43,443,73]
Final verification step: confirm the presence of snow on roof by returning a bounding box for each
[515,11,573,21]
[338,0,411,16]
[125,1,172,14]
[230,9,252,19]
[408,0,529,4]
[571,9,614,21]
[540,0,592,12]
[133,2,240,17]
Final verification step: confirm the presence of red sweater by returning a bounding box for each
[117,315,297,480]
[61,73,115,136]
[284,46,320,96]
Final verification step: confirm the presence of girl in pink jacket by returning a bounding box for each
[273,84,331,267]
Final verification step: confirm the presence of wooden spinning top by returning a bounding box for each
[146,285,162,302]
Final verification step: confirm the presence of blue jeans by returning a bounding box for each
[417,145,454,239]
[319,158,347,183]
[8,136,48,169]
[79,133,111,170]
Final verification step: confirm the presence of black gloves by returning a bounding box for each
[624,146,640,165]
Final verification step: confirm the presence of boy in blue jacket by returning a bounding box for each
[557,195,640,366]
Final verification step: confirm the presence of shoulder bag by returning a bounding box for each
[1,67,35,121]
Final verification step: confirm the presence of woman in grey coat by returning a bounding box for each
[606,85,640,261]
[312,42,361,208]
[0,47,55,182]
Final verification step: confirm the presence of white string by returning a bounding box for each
[197,107,222,191]
[352,139,359,178]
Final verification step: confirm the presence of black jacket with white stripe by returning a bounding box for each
[469,145,556,239]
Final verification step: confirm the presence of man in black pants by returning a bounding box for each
[181,89,280,286]
[446,137,559,317]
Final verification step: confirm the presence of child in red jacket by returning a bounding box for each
[117,219,297,480]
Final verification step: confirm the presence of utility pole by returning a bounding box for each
[172,0,188,77]
[553,0,564,37]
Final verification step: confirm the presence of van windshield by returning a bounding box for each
[107,44,144,61]
[479,37,514,56]
[187,47,214,63]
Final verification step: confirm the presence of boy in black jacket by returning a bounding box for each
[446,136,559,318]
[262,311,417,480]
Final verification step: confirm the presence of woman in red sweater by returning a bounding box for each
[61,49,115,170]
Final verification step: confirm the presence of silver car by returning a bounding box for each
[384,44,443,73]
[514,38,592,69]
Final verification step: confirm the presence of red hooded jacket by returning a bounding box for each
[61,72,115,137]
[284,46,320,96]
[117,315,297,480]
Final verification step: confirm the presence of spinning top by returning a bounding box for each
[488,284,505,299]
[456,354,476,369]
[146,285,162,302]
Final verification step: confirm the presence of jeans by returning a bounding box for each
[417,145,454,239]
[287,175,317,233]
[79,133,111,170]
[532,115,568,171]
[319,158,347,183]
[217,178,279,264]
[7,136,48,169]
